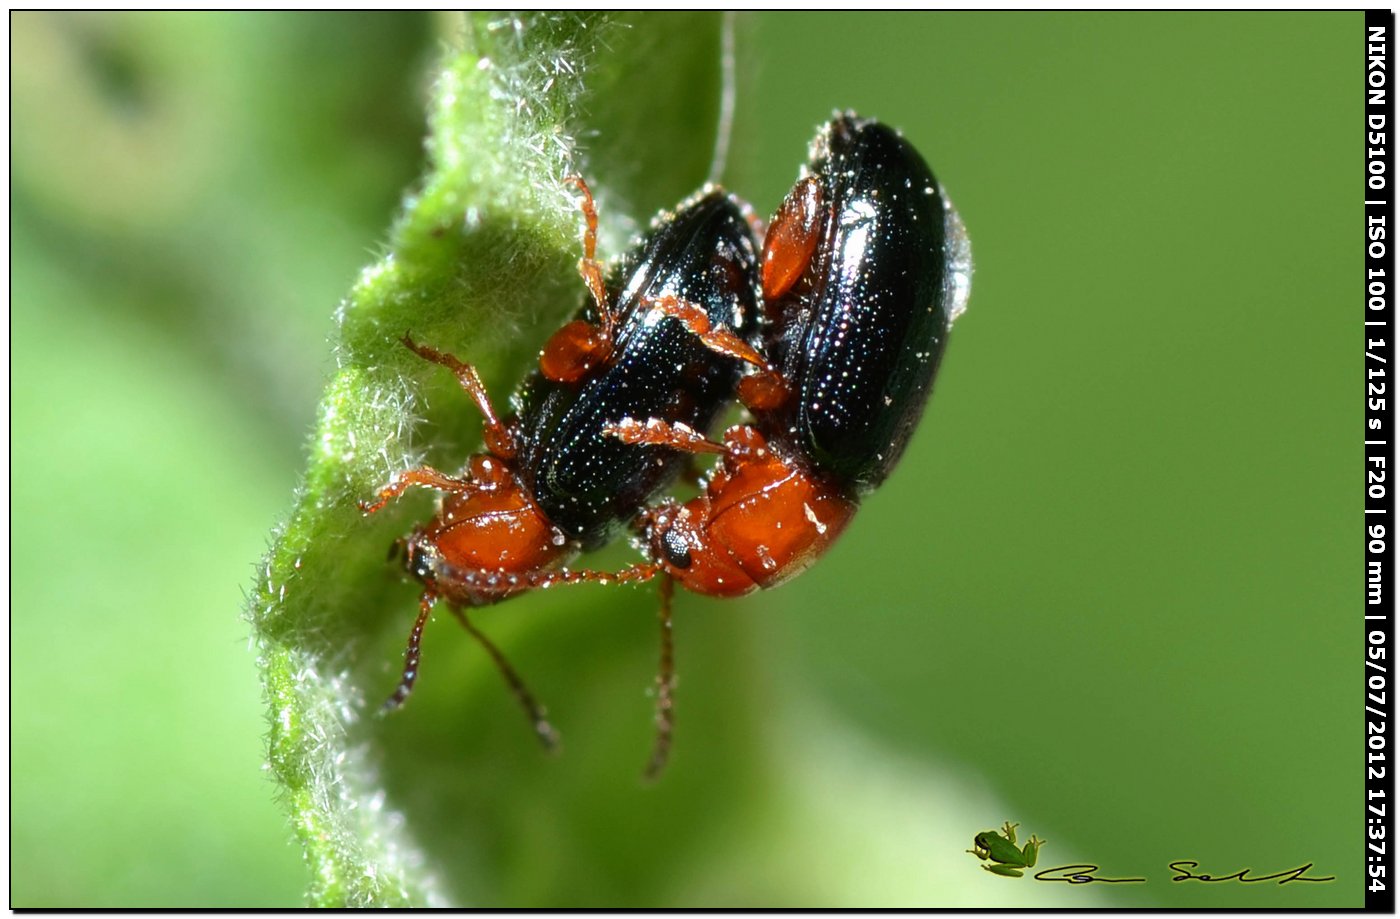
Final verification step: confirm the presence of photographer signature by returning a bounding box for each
[967,823,1334,885]
[1031,861,1334,885]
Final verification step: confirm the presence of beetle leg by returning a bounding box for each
[538,178,618,385]
[359,465,473,514]
[640,294,770,371]
[447,606,560,752]
[760,175,824,302]
[563,176,611,333]
[606,421,779,484]
[400,334,515,459]
[642,574,677,781]
[526,561,661,590]
[383,587,439,711]
[638,295,791,412]
[415,555,662,593]
[602,417,726,455]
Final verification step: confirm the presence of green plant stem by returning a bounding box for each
[247,12,725,906]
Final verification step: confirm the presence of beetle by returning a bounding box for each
[609,113,970,591]
[360,178,762,747]
[583,114,972,769]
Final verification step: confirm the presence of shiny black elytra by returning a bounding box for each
[600,111,971,599]
[359,181,762,763]
[514,188,762,550]
[763,113,967,493]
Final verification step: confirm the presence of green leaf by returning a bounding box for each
[248,12,728,907]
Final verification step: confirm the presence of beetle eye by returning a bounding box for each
[405,543,433,580]
[661,529,692,569]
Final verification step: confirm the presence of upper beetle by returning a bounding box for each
[360,179,761,735]
[562,113,971,775]
[607,112,972,598]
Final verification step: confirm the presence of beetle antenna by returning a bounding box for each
[642,574,677,781]
[448,607,560,752]
[383,588,438,712]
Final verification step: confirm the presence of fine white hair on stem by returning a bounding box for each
[706,11,738,187]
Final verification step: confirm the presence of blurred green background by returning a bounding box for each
[12,11,1359,907]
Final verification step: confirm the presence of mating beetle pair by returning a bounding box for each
[361,113,972,776]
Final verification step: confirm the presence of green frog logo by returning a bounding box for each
[967,822,1046,877]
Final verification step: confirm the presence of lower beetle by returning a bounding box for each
[360,179,761,745]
